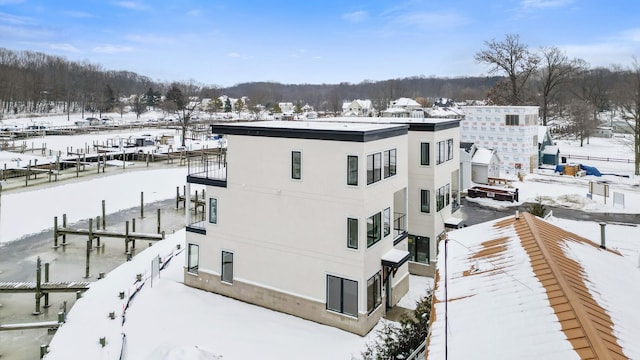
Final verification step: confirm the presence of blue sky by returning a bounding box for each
[1,0,639,87]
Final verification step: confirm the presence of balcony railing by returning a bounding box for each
[393,213,407,240]
[186,212,206,235]
[187,154,227,185]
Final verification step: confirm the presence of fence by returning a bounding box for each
[563,154,633,163]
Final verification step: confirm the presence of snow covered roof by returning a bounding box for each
[392,97,420,107]
[471,147,497,165]
[542,145,560,155]
[427,212,640,359]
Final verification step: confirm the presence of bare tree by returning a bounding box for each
[614,58,640,175]
[164,81,202,147]
[475,34,540,105]
[537,47,586,125]
[568,99,596,147]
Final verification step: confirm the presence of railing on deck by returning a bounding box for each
[393,213,407,239]
[187,153,227,181]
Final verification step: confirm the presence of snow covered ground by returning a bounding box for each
[1,115,638,359]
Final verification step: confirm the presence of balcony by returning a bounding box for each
[187,152,227,187]
[393,212,408,244]
[186,209,206,235]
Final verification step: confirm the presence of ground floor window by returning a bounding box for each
[221,251,233,283]
[367,271,382,314]
[408,235,430,264]
[187,244,199,274]
[326,275,358,317]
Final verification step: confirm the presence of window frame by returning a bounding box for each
[420,142,430,166]
[506,114,519,126]
[221,251,233,284]
[187,243,199,274]
[367,212,382,247]
[291,150,301,180]
[347,155,358,186]
[373,152,381,183]
[408,235,430,264]
[209,197,217,224]
[383,149,396,178]
[347,218,358,249]
[367,271,382,314]
[326,275,358,317]
[383,207,391,237]
[420,189,430,213]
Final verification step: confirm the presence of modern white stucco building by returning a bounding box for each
[184,121,411,336]
[461,106,540,175]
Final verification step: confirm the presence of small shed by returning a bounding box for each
[471,147,500,185]
[541,145,560,165]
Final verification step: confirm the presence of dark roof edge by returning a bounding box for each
[210,124,409,142]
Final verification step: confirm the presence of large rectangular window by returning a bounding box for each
[327,275,358,317]
[221,251,233,283]
[367,272,382,314]
[384,149,396,178]
[420,142,430,165]
[367,153,382,185]
[421,190,430,213]
[447,139,454,161]
[291,151,301,180]
[436,185,449,212]
[367,212,381,247]
[209,198,217,224]
[383,207,391,237]
[347,155,358,186]
[347,218,358,249]
[408,235,430,264]
[506,114,519,126]
[437,140,446,164]
[187,244,199,274]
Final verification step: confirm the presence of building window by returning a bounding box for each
[437,140,445,164]
[436,185,449,212]
[420,190,430,213]
[506,114,519,126]
[347,155,358,186]
[367,153,382,185]
[326,275,358,317]
[187,244,199,274]
[367,272,382,314]
[367,212,381,247]
[451,170,460,211]
[209,198,217,224]
[384,149,396,178]
[347,218,358,249]
[383,207,390,237]
[408,235,430,264]
[373,152,381,183]
[420,142,430,165]
[291,151,301,180]
[221,251,233,284]
[447,139,454,161]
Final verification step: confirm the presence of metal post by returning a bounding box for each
[140,191,144,218]
[85,237,91,278]
[62,214,67,246]
[157,208,161,234]
[54,216,58,248]
[34,257,41,315]
[124,221,129,254]
[102,200,106,230]
[88,218,93,250]
[131,218,136,250]
[44,262,50,308]
[176,186,180,209]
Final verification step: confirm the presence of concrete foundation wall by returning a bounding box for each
[184,268,393,336]
[409,261,435,278]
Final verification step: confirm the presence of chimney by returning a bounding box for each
[515,210,520,220]
[599,222,606,249]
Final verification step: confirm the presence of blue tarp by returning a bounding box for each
[580,164,602,176]
[555,164,564,173]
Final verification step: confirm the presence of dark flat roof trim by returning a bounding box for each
[210,124,408,142]
[187,175,227,188]
[408,119,460,132]
[381,251,411,269]
[186,226,206,235]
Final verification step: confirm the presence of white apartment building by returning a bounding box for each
[184,121,411,336]
[461,106,539,175]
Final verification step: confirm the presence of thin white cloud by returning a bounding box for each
[618,28,640,42]
[60,10,96,18]
[0,0,24,4]
[560,42,636,68]
[390,11,469,29]
[521,0,574,9]
[0,11,34,25]
[227,52,240,58]
[113,1,149,11]
[125,33,175,45]
[49,43,81,53]
[92,45,133,54]
[342,10,368,23]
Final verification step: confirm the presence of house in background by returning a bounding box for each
[427,212,640,359]
[381,98,424,118]
[342,99,375,117]
[461,106,540,175]
[471,147,500,185]
[184,121,411,336]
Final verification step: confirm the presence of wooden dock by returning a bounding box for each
[0,281,90,293]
